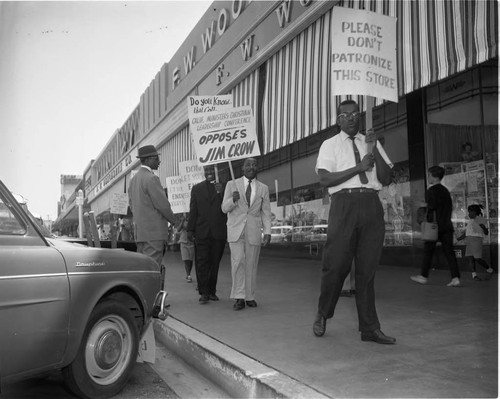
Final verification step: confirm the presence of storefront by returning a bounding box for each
[85,0,498,268]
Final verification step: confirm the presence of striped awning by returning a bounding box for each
[261,0,498,154]
[262,9,333,154]
[158,124,194,180]
[230,69,260,109]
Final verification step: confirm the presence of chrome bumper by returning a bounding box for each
[152,290,169,320]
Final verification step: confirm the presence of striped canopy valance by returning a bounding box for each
[261,0,498,154]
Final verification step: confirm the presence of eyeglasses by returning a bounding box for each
[338,112,361,121]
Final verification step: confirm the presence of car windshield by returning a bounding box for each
[26,209,53,238]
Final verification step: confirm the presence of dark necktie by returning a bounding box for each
[349,136,368,184]
[245,179,252,205]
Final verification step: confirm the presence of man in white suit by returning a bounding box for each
[129,145,176,290]
[222,158,272,311]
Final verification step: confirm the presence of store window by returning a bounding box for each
[259,99,411,247]
[425,64,498,246]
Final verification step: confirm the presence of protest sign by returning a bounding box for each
[179,160,205,193]
[331,7,397,102]
[110,193,128,215]
[188,105,260,166]
[165,176,189,214]
[187,94,232,114]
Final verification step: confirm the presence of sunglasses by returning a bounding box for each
[337,112,361,121]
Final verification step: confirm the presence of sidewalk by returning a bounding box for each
[154,249,498,398]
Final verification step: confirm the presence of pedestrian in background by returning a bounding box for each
[313,99,395,344]
[457,204,493,281]
[222,158,272,311]
[128,145,176,290]
[411,165,460,287]
[177,215,195,283]
[188,165,227,304]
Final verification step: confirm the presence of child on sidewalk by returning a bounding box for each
[177,215,195,283]
[457,204,493,281]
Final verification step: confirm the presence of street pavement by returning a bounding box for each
[157,247,498,398]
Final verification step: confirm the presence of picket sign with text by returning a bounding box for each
[164,160,205,213]
[110,192,129,215]
[165,175,189,214]
[187,95,260,167]
[331,7,398,103]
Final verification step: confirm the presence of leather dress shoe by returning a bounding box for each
[233,299,245,311]
[246,300,257,307]
[209,294,219,301]
[361,329,396,344]
[199,295,209,304]
[313,313,326,337]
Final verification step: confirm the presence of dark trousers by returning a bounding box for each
[317,192,385,332]
[195,238,226,296]
[420,230,460,278]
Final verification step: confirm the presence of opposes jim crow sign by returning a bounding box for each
[188,95,260,166]
[331,7,398,103]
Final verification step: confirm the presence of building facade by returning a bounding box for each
[60,0,498,267]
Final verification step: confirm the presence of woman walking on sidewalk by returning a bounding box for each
[411,166,460,287]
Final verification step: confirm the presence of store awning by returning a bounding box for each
[261,0,498,154]
[53,203,79,230]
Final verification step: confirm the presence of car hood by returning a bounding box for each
[47,238,158,273]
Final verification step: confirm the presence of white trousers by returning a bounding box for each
[229,235,261,300]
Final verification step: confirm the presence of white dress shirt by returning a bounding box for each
[315,131,392,195]
[244,178,256,205]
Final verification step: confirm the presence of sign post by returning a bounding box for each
[76,189,84,238]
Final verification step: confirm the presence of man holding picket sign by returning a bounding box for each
[187,164,227,304]
[312,7,398,343]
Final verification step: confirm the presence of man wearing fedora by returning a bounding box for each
[129,145,175,290]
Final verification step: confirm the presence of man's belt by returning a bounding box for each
[333,188,377,195]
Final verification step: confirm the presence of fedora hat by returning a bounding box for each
[136,145,160,159]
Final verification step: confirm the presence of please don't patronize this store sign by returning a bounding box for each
[187,95,261,166]
[331,7,398,103]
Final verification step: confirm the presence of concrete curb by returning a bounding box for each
[153,318,329,398]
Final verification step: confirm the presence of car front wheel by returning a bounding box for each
[63,299,139,399]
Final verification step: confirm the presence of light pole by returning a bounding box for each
[76,189,84,238]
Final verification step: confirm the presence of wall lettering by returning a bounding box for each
[216,64,225,86]
[275,0,292,28]
[240,34,254,61]
[184,47,196,74]
[201,21,216,53]
[172,67,181,89]
[217,8,228,36]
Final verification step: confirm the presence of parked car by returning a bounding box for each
[305,224,328,241]
[289,225,314,242]
[269,225,293,243]
[0,180,168,399]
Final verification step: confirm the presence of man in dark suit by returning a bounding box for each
[188,164,227,304]
[129,145,176,290]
